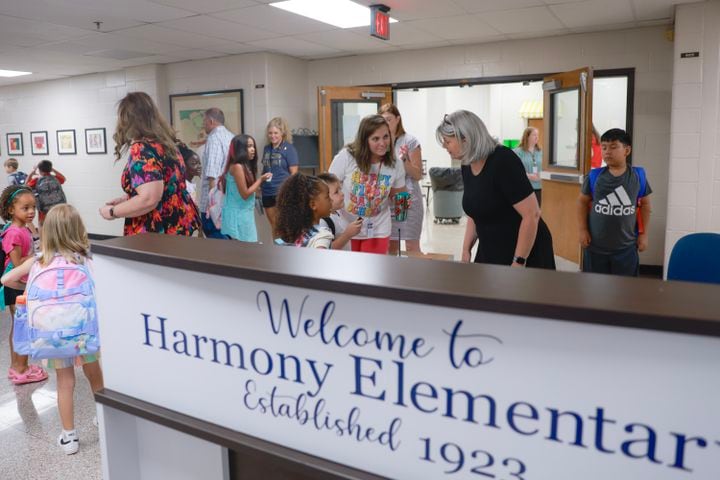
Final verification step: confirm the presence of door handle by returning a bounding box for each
[540,171,583,184]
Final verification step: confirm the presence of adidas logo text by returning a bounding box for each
[595,185,636,216]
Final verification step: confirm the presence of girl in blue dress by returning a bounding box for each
[220,135,271,242]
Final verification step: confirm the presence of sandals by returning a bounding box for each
[8,365,48,385]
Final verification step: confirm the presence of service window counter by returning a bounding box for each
[92,235,720,480]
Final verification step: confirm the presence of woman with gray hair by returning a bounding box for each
[437,110,554,269]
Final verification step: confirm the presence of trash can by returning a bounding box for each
[428,167,463,224]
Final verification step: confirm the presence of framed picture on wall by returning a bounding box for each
[85,127,107,154]
[56,129,76,155]
[30,131,49,155]
[170,89,243,147]
[6,132,23,155]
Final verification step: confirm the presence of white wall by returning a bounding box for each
[665,1,720,266]
[0,64,163,236]
[309,26,672,265]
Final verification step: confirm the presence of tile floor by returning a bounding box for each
[0,314,102,480]
[0,195,579,480]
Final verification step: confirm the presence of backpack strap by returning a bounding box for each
[323,217,336,236]
[588,167,606,197]
[633,166,647,201]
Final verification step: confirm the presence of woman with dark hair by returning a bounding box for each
[379,103,424,255]
[437,110,555,269]
[328,114,407,254]
[99,92,200,236]
[220,134,271,242]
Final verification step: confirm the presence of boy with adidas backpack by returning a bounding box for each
[577,128,652,276]
[2,204,103,455]
[27,160,67,226]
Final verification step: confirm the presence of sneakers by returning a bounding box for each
[57,430,79,455]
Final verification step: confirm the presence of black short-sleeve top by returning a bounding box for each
[462,145,554,268]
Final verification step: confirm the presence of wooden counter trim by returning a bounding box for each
[95,389,388,480]
[91,235,720,338]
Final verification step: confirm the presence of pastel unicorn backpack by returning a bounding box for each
[23,254,99,359]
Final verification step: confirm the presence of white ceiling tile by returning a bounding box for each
[353,0,465,21]
[0,6,136,32]
[113,24,244,51]
[296,30,394,52]
[481,6,566,34]
[148,0,257,14]
[550,0,635,29]
[0,14,93,42]
[247,37,341,57]
[453,0,545,14]
[408,14,503,41]
[215,4,336,35]
[46,32,181,56]
[158,15,279,42]
[631,0,697,21]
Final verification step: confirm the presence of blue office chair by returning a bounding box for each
[667,233,720,284]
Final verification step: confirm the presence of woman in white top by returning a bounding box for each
[328,114,407,254]
[380,103,424,255]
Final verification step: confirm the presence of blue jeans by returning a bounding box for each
[201,213,229,239]
[582,245,639,277]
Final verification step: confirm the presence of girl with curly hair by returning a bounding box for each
[0,185,48,384]
[274,173,333,248]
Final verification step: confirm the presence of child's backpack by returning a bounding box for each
[588,166,648,233]
[34,175,67,214]
[14,255,99,360]
[9,171,27,185]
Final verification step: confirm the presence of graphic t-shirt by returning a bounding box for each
[581,167,652,254]
[261,141,299,197]
[328,148,405,239]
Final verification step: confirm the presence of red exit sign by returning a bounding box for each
[370,5,390,40]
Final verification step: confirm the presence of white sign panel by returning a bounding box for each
[95,256,720,480]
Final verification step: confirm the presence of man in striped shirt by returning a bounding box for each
[200,107,235,238]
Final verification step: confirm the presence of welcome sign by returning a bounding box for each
[94,256,720,480]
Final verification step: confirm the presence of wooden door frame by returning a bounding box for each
[317,85,392,172]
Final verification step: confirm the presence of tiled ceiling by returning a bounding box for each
[0,0,694,86]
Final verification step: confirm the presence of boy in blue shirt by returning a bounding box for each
[577,129,652,276]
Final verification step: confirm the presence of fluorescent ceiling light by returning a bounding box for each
[270,0,397,29]
[0,69,31,77]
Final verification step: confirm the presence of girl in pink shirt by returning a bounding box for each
[1,185,48,384]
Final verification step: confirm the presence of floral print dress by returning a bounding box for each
[121,141,200,236]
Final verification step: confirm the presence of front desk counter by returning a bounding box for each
[92,235,720,480]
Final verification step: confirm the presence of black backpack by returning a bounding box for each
[35,175,67,214]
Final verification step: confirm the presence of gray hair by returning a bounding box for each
[435,110,498,165]
[204,107,225,125]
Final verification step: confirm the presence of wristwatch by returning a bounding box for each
[109,207,115,218]
[512,255,526,266]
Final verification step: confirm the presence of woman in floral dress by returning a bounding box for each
[99,92,200,235]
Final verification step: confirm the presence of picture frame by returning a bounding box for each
[56,129,77,155]
[85,127,107,155]
[6,132,23,156]
[30,131,49,155]
[170,89,244,146]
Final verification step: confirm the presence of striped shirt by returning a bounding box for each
[200,125,234,212]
